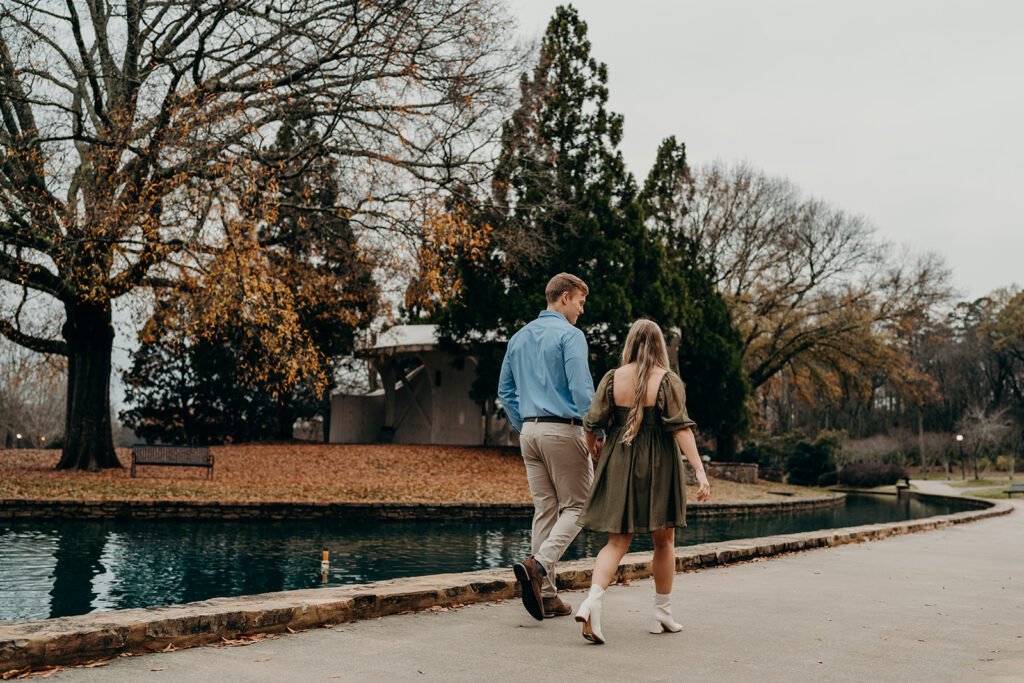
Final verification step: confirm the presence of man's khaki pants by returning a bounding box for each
[519,420,594,598]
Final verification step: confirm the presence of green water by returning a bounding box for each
[0,494,966,622]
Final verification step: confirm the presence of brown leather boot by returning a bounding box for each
[542,596,572,618]
[513,556,544,621]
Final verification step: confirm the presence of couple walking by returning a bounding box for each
[498,273,712,644]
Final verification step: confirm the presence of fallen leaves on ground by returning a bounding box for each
[213,633,273,648]
[2,658,111,679]
[0,444,820,504]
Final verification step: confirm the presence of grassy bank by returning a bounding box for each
[0,445,819,504]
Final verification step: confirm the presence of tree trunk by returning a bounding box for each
[56,301,119,471]
[322,389,332,443]
[917,411,927,476]
[715,427,737,461]
[275,395,295,441]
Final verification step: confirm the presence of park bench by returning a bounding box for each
[130,444,214,479]
[1004,482,1024,498]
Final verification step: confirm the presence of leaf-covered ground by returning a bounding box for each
[0,445,819,503]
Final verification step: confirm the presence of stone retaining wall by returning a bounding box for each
[0,500,534,522]
[0,493,1009,671]
[0,493,842,522]
[682,461,758,485]
[705,462,759,484]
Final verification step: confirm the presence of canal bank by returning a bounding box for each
[0,490,1010,672]
[0,493,844,522]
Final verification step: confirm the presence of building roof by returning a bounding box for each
[361,323,507,357]
[370,324,439,354]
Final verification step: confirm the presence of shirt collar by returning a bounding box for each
[538,310,569,323]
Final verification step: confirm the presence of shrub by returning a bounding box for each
[838,462,907,488]
[737,431,807,469]
[817,470,839,487]
[786,441,835,487]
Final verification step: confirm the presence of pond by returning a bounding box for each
[0,494,968,622]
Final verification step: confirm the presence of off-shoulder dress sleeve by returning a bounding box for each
[583,369,615,434]
[659,371,697,432]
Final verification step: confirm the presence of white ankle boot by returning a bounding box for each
[649,592,682,633]
[575,585,606,644]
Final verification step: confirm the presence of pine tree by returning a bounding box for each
[440,5,677,403]
[640,137,749,458]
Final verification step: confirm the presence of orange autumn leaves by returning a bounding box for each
[0,444,812,504]
[404,201,493,315]
[0,444,531,504]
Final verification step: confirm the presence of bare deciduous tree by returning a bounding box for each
[0,0,520,470]
[0,338,65,447]
[956,405,1012,480]
[678,162,953,398]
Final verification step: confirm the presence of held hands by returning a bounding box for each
[695,475,711,502]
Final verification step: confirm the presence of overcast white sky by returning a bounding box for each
[511,0,1023,300]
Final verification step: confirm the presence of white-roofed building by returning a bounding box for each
[329,324,516,446]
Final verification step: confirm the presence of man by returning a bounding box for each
[498,272,599,621]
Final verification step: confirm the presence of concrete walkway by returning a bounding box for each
[51,485,1021,682]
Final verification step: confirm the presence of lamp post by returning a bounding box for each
[956,434,965,480]
[15,433,22,449]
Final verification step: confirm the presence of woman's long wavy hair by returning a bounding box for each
[620,319,670,445]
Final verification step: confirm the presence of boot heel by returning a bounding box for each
[576,590,605,644]
[649,619,675,634]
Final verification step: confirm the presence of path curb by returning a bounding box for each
[0,493,1011,671]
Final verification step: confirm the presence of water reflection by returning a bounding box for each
[0,529,57,622]
[0,494,967,622]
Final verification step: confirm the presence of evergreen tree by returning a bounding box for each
[439,5,677,405]
[640,138,749,458]
[120,299,283,445]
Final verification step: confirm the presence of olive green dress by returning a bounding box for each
[578,370,697,534]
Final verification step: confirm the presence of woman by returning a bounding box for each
[574,319,711,644]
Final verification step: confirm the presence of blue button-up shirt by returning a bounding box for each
[497,310,595,434]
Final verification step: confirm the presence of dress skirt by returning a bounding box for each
[578,406,687,534]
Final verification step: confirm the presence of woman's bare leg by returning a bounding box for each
[590,533,633,589]
[651,528,676,594]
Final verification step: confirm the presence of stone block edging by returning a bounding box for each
[1,493,1009,671]
[0,494,843,522]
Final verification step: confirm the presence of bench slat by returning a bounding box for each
[130,445,213,479]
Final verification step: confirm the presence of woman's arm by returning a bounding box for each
[673,427,711,501]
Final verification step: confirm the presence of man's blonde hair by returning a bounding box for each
[545,273,589,304]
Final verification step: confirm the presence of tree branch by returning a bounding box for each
[0,318,68,355]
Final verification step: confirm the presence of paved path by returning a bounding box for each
[52,485,1021,682]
